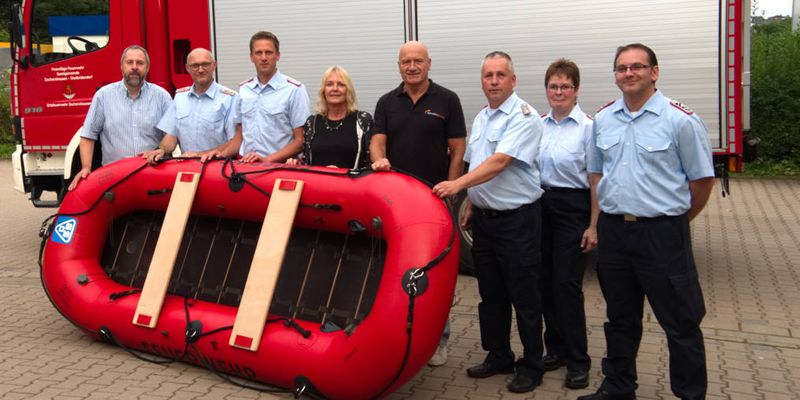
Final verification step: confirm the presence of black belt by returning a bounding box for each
[541,185,589,193]
[473,202,535,218]
[602,212,682,223]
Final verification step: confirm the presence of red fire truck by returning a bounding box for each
[9,0,751,208]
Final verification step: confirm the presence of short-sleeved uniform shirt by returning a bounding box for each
[465,92,544,210]
[81,80,172,165]
[235,71,311,157]
[587,90,714,217]
[539,104,594,189]
[156,81,240,153]
[374,80,466,184]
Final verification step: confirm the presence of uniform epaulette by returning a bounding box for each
[175,86,191,93]
[596,100,615,114]
[586,114,593,120]
[670,100,694,115]
[286,77,302,87]
[238,77,254,87]
[540,113,548,118]
[220,86,237,96]
[520,103,532,117]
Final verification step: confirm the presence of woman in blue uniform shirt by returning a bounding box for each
[537,58,599,390]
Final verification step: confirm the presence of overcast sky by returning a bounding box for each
[757,0,793,16]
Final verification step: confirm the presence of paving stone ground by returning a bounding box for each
[2,161,799,399]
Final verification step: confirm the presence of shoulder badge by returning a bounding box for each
[670,100,694,115]
[520,103,532,117]
[586,114,593,120]
[286,77,302,87]
[595,100,615,114]
[238,77,254,87]
[175,86,191,93]
[220,86,237,96]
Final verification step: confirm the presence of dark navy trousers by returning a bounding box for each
[540,188,591,374]
[471,200,544,378]
[597,212,707,400]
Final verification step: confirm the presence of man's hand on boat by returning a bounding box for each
[68,167,92,191]
[140,149,166,165]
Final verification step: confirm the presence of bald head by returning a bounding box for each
[397,41,431,89]
[187,48,215,64]
[399,41,429,60]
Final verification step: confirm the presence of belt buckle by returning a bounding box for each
[623,214,637,222]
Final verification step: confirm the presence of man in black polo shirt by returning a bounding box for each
[370,41,467,367]
[370,41,466,186]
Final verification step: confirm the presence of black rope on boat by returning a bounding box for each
[98,326,182,365]
[219,158,351,210]
[372,187,458,399]
[37,161,152,268]
[187,342,297,395]
[109,289,141,301]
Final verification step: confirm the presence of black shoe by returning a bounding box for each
[565,370,589,389]
[576,389,636,400]
[542,353,565,371]
[466,361,514,378]
[507,371,542,393]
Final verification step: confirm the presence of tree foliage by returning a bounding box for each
[751,19,800,161]
[0,71,11,144]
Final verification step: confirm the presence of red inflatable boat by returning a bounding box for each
[40,157,458,399]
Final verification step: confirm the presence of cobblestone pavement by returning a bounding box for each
[2,160,799,399]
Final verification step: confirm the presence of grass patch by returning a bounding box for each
[0,143,14,159]
[739,159,800,177]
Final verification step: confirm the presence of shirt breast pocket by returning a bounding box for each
[558,137,584,155]
[241,97,258,117]
[200,105,225,133]
[634,136,672,164]
[263,102,290,128]
[595,133,622,157]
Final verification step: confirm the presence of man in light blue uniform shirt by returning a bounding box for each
[217,31,310,163]
[143,48,239,163]
[433,51,544,394]
[69,45,171,190]
[579,43,715,400]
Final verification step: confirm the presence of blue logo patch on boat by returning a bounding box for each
[52,217,78,244]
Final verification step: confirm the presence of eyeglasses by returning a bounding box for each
[546,84,576,92]
[187,62,213,71]
[614,64,651,74]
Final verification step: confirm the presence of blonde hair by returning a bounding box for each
[317,66,358,116]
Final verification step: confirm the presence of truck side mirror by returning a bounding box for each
[11,3,26,49]
[9,3,28,69]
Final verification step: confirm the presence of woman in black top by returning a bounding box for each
[287,66,373,169]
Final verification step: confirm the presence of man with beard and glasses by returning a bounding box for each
[69,45,172,190]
